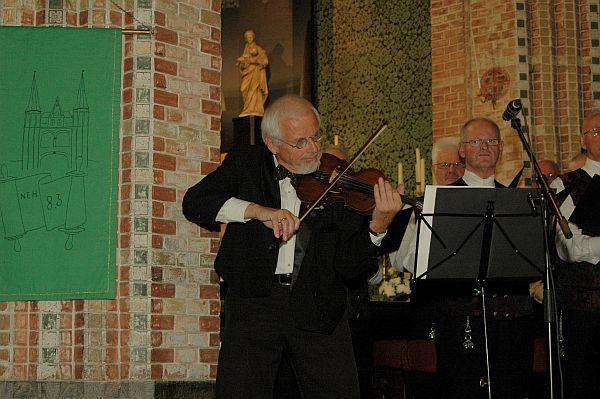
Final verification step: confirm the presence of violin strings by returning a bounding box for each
[314,171,374,194]
[309,170,420,207]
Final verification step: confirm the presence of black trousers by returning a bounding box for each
[562,309,600,398]
[216,283,360,399]
[435,315,535,399]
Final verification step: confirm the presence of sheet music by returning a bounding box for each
[415,185,436,279]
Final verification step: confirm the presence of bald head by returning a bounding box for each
[537,159,560,185]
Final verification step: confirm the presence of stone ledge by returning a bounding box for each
[0,380,216,399]
[0,381,154,399]
[154,381,215,399]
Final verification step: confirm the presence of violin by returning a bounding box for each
[296,153,423,215]
[268,121,415,250]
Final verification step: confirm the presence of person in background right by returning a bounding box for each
[535,159,560,186]
[551,111,600,398]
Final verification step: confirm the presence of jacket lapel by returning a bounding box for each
[261,150,281,208]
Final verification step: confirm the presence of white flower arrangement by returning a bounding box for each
[378,275,411,298]
[370,256,412,301]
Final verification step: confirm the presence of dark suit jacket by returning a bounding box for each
[182,144,409,333]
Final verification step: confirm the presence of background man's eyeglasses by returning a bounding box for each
[582,128,600,137]
[462,138,501,147]
[271,133,323,149]
[434,162,465,169]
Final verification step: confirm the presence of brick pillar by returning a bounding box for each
[431,0,468,138]
[150,0,222,381]
[527,0,559,164]
[554,0,585,165]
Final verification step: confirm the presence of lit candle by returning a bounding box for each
[334,134,339,146]
[397,162,404,186]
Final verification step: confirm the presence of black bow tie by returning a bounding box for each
[274,164,299,187]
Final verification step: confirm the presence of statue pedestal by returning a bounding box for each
[232,115,263,147]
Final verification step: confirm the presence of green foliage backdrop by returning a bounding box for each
[315,0,432,194]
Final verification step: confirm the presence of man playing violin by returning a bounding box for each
[183,94,407,399]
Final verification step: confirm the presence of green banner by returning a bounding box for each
[0,27,121,301]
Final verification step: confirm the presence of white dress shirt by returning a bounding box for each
[551,157,600,264]
[215,156,385,275]
[461,169,495,187]
[389,205,418,274]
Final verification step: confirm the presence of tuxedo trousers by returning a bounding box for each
[561,309,600,398]
[216,283,360,399]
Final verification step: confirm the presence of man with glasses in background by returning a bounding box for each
[390,138,465,275]
[452,117,505,188]
[432,137,465,185]
[183,94,407,398]
[432,117,537,399]
[551,111,600,397]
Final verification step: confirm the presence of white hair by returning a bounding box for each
[432,137,460,164]
[261,94,320,144]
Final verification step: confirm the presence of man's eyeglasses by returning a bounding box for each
[462,138,502,147]
[271,133,323,149]
[434,161,465,169]
[582,128,600,137]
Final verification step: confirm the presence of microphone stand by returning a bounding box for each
[505,111,570,399]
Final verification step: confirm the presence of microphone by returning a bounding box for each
[502,99,522,121]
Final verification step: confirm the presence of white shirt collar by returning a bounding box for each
[582,157,600,177]
[462,169,495,187]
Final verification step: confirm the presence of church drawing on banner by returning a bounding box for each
[0,72,89,252]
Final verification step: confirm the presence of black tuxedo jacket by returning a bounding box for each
[183,144,409,333]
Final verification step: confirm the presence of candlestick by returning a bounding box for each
[420,157,426,192]
[415,148,421,189]
[397,162,404,186]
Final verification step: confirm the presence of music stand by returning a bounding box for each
[412,186,545,399]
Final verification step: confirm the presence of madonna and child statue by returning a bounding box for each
[236,29,269,117]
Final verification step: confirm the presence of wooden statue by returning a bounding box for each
[236,30,269,117]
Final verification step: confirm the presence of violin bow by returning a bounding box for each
[298,120,388,223]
